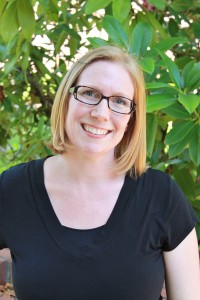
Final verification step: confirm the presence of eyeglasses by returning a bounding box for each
[69,85,136,115]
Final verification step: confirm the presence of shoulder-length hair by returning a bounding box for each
[50,45,147,177]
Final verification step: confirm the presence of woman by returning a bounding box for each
[0,45,200,300]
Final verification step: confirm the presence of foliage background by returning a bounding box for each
[0,0,200,238]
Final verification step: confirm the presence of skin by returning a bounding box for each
[65,60,133,160]
[163,228,200,299]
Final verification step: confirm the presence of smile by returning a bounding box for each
[82,124,110,135]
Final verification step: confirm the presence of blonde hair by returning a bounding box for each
[50,45,147,177]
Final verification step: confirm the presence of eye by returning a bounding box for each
[112,97,129,106]
[84,90,94,97]
[82,89,100,99]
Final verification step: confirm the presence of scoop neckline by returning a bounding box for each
[30,157,137,259]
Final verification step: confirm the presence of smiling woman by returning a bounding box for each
[0,45,200,300]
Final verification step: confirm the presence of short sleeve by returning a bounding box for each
[0,172,7,249]
[162,176,198,251]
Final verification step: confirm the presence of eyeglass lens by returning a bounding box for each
[75,86,134,114]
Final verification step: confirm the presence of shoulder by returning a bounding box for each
[0,162,29,189]
[125,168,174,215]
[141,167,170,182]
[128,167,189,211]
[139,168,197,222]
[130,167,172,193]
[139,168,188,204]
[142,167,171,180]
[0,158,45,192]
[1,161,30,178]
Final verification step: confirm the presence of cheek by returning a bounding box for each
[119,116,131,132]
[67,99,90,120]
[66,101,80,123]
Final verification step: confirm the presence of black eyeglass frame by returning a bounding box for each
[69,85,136,115]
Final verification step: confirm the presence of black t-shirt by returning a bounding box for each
[0,158,198,300]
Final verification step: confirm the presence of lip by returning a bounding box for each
[81,123,112,136]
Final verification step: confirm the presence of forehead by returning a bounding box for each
[76,60,134,96]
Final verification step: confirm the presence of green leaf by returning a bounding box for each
[168,19,179,36]
[0,44,7,60]
[189,125,200,166]
[166,121,195,145]
[2,97,13,112]
[155,37,188,52]
[59,1,69,22]
[0,1,19,43]
[51,24,81,40]
[34,59,51,76]
[160,53,182,89]
[192,22,200,38]
[175,56,191,69]
[161,103,191,119]
[85,0,112,14]
[146,113,158,157]
[173,167,195,199]
[169,0,192,12]
[178,93,200,114]
[130,22,152,56]
[14,32,25,59]
[102,16,129,48]
[0,0,7,18]
[68,37,79,58]
[4,56,18,75]
[139,57,155,74]
[183,62,200,91]
[17,0,35,40]
[168,132,191,157]
[145,11,168,39]
[181,60,195,88]
[87,37,108,47]
[112,0,131,23]
[21,48,30,71]
[146,94,176,113]
[147,0,166,10]
[146,82,170,89]
[55,31,68,55]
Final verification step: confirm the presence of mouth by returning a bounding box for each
[82,124,111,136]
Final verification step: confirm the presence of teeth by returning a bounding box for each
[83,124,109,135]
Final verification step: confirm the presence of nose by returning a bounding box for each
[90,98,110,121]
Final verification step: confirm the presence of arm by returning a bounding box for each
[163,228,200,300]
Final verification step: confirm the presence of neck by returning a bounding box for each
[56,151,119,183]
